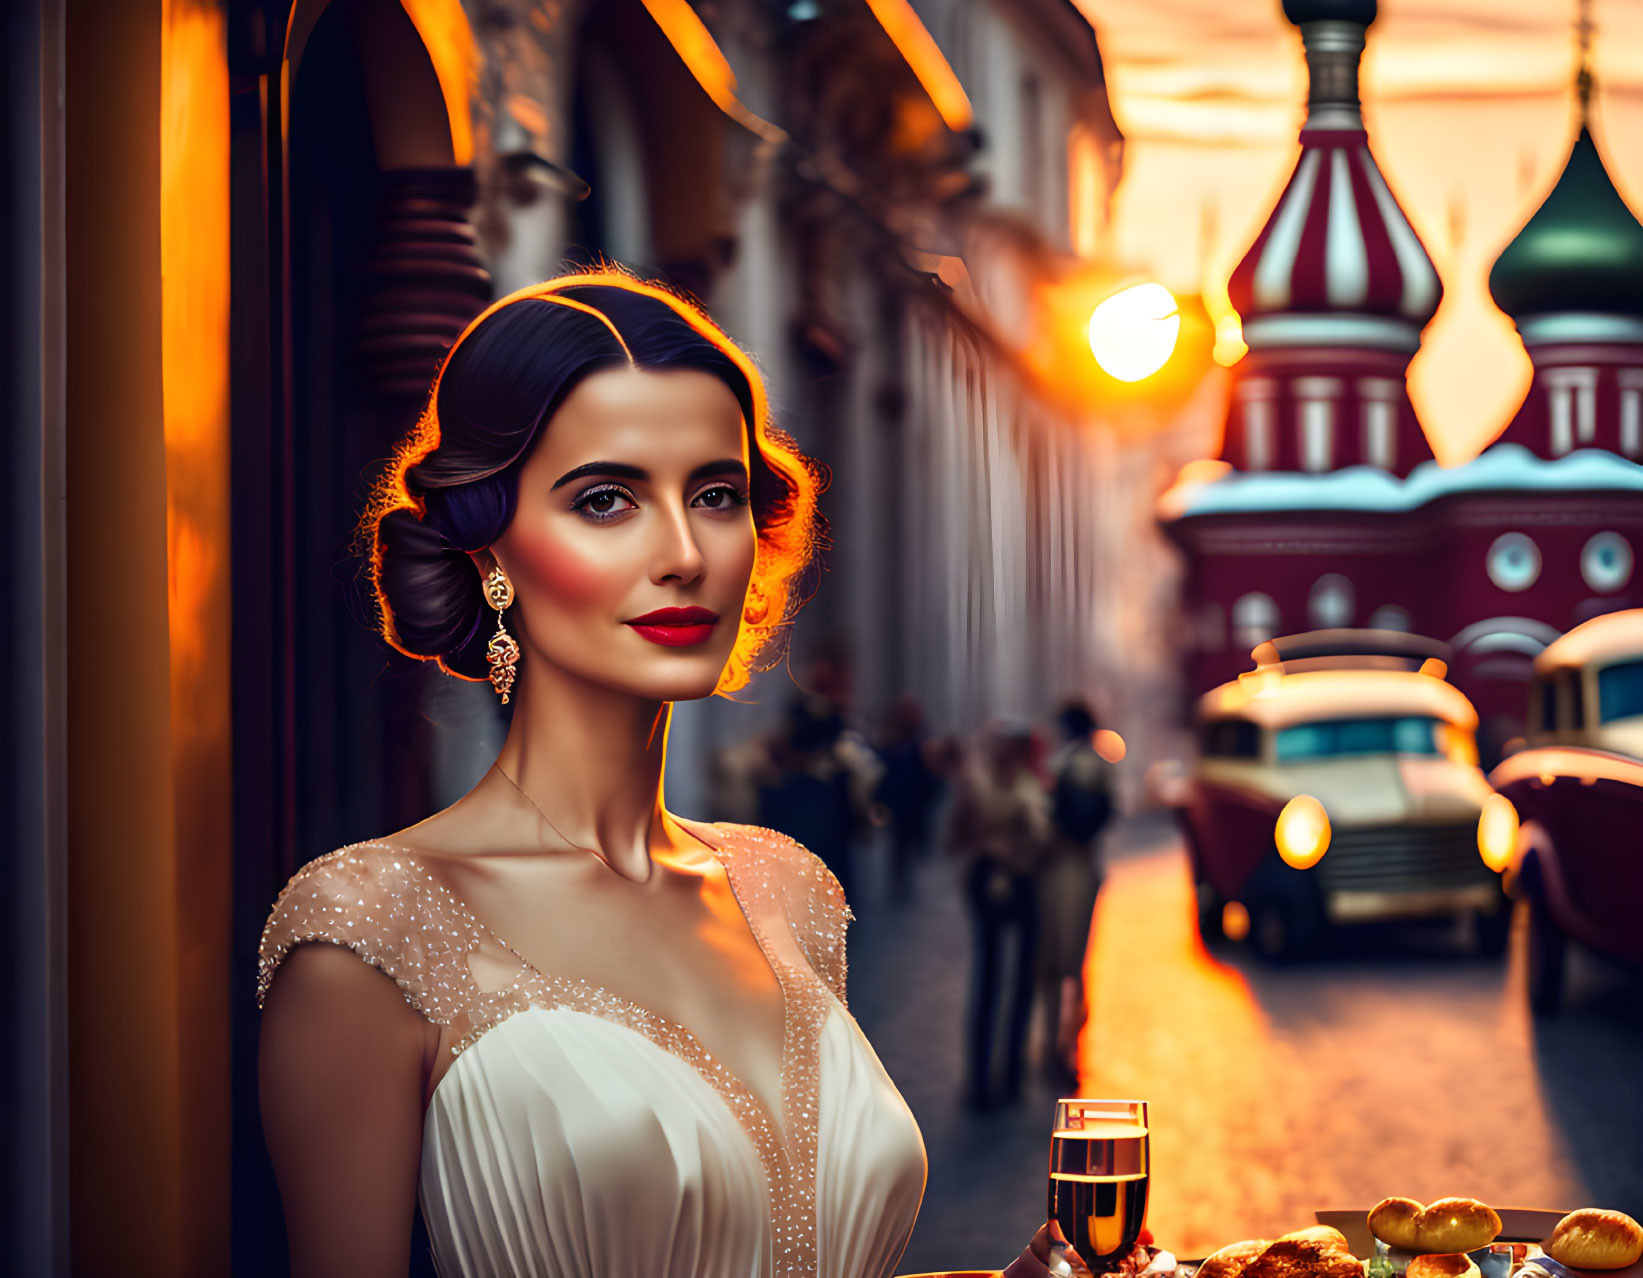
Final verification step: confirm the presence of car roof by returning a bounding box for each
[1196,667,1479,732]
[1535,608,1643,675]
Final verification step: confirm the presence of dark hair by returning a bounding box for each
[361,268,821,693]
[1057,700,1097,740]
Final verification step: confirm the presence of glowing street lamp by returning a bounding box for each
[1087,282,1180,382]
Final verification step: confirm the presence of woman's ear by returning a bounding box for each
[467,547,498,579]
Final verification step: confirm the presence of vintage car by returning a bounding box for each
[1489,608,1643,1014]
[1177,630,1511,960]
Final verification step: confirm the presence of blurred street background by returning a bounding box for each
[849,813,1643,1272]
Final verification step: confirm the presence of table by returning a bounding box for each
[899,1207,1642,1278]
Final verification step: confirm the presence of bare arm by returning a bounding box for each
[259,942,434,1277]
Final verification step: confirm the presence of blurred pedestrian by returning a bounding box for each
[873,695,944,905]
[707,731,775,827]
[1039,700,1115,1087]
[951,721,1052,1109]
[757,692,859,901]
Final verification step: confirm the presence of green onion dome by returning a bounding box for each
[1490,127,1643,324]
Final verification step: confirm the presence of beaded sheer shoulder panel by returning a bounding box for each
[256,845,489,1039]
[255,822,859,1278]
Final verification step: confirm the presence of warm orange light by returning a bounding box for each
[1276,795,1330,870]
[1419,657,1449,680]
[863,0,974,132]
[1222,901,1251,942]
[1438,723,1480,768]
[161,0,230,683]
[641,0,785,143]
[1094,729,1127,763]
[1212,313,1248,367]
[1477,793,1519,873]
[1068,122,1107,260]
[1088,283,1180,382]
[399,0,477,165]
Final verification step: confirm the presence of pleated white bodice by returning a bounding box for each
[257,823,927,1278]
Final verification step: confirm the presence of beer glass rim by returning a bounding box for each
[1052,1098,1148,1124]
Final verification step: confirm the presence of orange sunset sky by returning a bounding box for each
[1075,0,1643,465]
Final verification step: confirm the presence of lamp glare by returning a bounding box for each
[1088,282,1180,382]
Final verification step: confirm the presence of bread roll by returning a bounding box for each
[1242,1228,1360,1274]
[1370,1200,1425,1252]
[1281,1227,1352,1254]
[1244,1236,1364,1278]
[1545,1209,1643,1269]
[1199,1239,1272,1278]
[1417,1200,1502,1254]
[1407,1255,1480,1278]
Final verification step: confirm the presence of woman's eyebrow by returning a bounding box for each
[550,458,748,490]
[550,461,646,490]
[687,458,749,482]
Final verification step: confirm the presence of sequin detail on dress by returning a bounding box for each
[255,823,853,1278]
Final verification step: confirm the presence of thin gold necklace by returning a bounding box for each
[488,761,616,870]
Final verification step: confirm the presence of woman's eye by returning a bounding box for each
[694,484,749,510]
[570,486,637,520]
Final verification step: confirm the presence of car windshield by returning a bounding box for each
[1597,659,1643,724]
[1274,715,1443,762]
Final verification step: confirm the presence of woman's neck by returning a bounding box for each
[491,659,678,883]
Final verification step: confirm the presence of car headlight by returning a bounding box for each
[1276,794,1330,869]
[1477,793,1518,873]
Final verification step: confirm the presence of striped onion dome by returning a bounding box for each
[1228,1,1442,354]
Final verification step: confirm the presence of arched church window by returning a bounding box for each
[1486,532,1541,592]
[1232,592,1280,650]
[1368,605,1412,632]
[1308,574,1354,628]
[1581,532,1634,593]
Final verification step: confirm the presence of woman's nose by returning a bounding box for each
[651,501,707,584]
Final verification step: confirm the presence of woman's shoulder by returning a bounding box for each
[259,844,430,941]
[256,842,482,1019]
[704,822,853,1005]
[703,822,850,913]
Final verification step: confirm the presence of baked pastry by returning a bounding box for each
[1244,1235,1364,1278]
[1419,1200,1502,1255]
[1281,1227,1352,1253]
[1407,1254,1480,1278]
[1368,1198,1502,1254]
[1199,1239,1273,1278]
[1371,1200,1425,1252]
[1545,1209,1643,1269]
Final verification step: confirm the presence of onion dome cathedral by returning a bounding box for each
[1221,0,1441,476]
[1160,0,1643,750]
[1488,113,1643,459]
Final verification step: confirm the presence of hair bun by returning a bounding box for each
[374,506,489,677]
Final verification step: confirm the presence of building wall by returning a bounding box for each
[63,0,234,1269]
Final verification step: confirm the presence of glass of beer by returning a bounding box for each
[1047,1099,1149,1275]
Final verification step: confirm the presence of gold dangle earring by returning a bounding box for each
[484,564,520,704]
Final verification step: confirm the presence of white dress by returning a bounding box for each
[257,822,928,1278]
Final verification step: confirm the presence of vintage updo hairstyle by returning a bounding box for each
[362,268,821,695]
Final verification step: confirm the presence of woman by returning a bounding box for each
[256,271,1065,1277]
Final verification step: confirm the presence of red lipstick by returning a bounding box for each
[625,606,719,647]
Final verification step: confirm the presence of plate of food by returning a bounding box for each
[1310,1198,1643,1278]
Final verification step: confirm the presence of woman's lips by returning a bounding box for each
[625,607,719,648]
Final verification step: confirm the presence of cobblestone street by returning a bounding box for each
[848,814,1643,1276]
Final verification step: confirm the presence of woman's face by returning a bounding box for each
[488,365,757,703]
